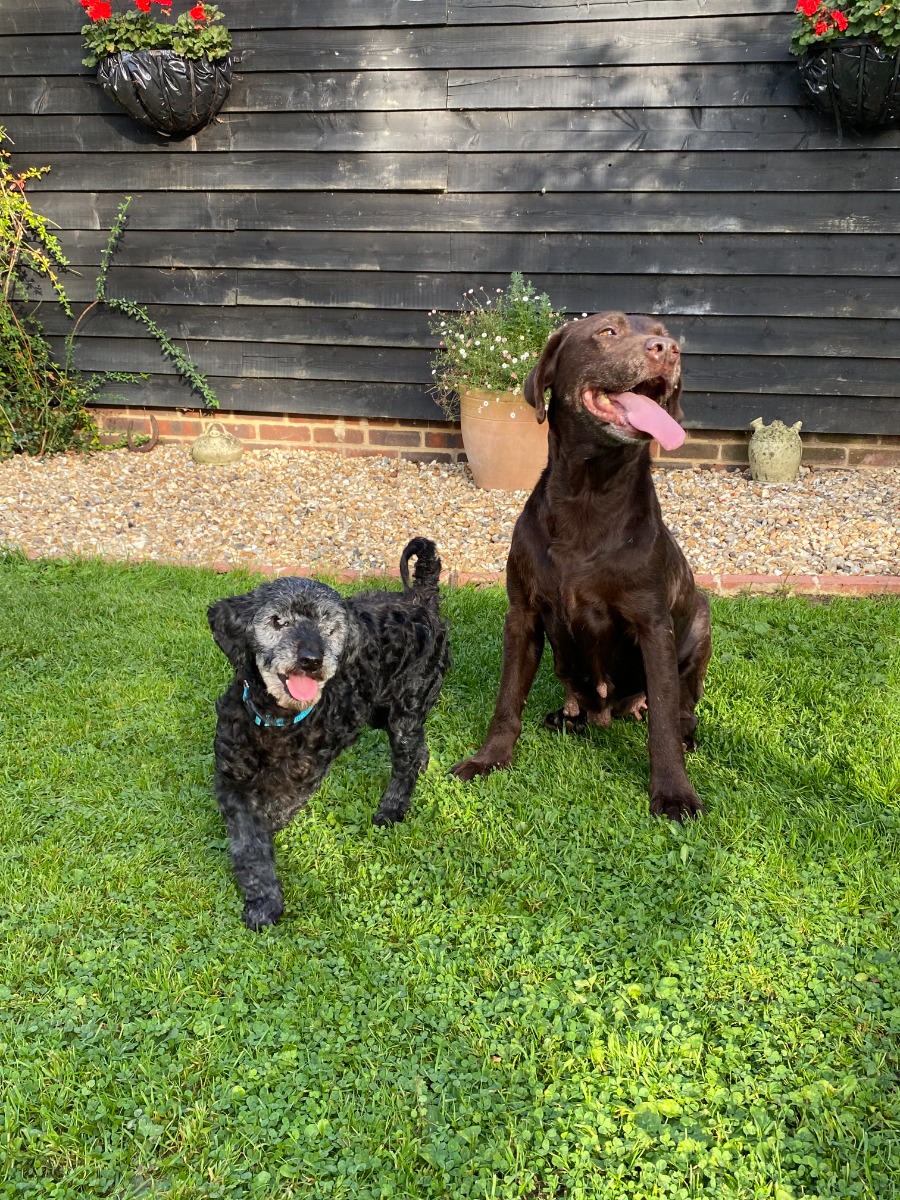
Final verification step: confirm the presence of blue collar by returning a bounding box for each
[242,681,314,728]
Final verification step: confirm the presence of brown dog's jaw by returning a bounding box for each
[581,386,648,443]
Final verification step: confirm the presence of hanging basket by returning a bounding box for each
[798,38,900,130]
[97,49,234,137]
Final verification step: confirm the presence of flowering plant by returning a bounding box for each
[791,0,900,53]
[80,1,232,67]
[428,273,563,416]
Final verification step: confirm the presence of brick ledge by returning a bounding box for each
[17,548,897,595]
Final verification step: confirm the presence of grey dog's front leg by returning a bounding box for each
[373,714,427,825]
[216,783,284,929]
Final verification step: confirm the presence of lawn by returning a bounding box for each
[1,553,898,1200]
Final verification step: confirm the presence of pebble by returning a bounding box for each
[0,446,896,579]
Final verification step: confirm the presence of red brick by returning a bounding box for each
[255,423,312,442]
[367,430,423,448]
[800,446,847,466]
[659,441,719,461]
[425,430,465,450]
[153,417,204,438]
[720,444,751,464]
[817,575,900,595]
[807,433,876,447]
[847,448,900,467]
[402,451,455,464]
[313,425,364,445]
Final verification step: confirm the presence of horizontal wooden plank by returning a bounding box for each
[10,0,448,34]
[447,0,793,22]
[54,229,900,281]
[36,305,428,347]
[1,18,791,75]
[14,109,900,155]
[31,266,900,320]
[16,145,898,198]
[34,305,900,362]
[84,375,900,435]
[32,189,900,237]
[60,333,900,398]
[87,376,444,421]
[8,152,448,192]
[687,393,900,435]
[64,337,432,383]
[0,72,451,117]
[448,150,900,193]
[448,63,799,108]
[6,68,843,125]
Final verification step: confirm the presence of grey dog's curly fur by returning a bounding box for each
[208,538,450,930]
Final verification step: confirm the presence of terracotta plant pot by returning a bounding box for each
[798,39,900,130]
[459,388,549,491]
[97,49,234,136]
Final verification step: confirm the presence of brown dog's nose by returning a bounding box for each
[644,336,680,362]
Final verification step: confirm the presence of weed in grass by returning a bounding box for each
[0,554,898,1198]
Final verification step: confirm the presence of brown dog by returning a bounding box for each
[451,312,711,820]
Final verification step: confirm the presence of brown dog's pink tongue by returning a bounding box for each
[608,391,685,451]
[286,673,318,703]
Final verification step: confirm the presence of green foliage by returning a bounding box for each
[1,555,899,1198]
[0,130,100,457]
[428,273,564,416]
[791,0,900,54]
[81,5,232,69]
[0,128,218,460]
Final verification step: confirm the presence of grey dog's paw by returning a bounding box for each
[242,895,284,931]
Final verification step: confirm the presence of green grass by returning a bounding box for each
[0,553,898,1200]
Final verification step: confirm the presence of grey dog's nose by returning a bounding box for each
[292,625,324,674]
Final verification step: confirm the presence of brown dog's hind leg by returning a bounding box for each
[678,592,712,752]
[451,604,545,780]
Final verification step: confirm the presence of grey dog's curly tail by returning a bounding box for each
[400,537,442,602]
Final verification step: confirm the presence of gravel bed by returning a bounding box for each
[0,445,897,579]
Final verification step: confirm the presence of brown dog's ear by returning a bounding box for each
[524,324,569,425]
[208,593,256,671]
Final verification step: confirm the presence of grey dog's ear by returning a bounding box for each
[524,323,570,424]
[207,593,256,670]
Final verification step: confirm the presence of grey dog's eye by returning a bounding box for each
[271,614,286,630]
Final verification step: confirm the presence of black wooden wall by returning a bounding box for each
[3,0,899,433]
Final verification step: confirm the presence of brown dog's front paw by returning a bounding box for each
[542,707,587,734]
[650,789,704,822]
[450,753,510,782]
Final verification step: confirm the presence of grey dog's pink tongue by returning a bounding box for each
[286,673,318,703]
[608,391,685,451]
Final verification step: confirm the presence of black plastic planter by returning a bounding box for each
[97,49,234,137]
[798,38,900,130]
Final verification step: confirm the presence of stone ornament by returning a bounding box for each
[190,420,243,465]
[748,418,803,484]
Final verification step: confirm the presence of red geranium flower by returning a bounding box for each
[153,0,173,5]
[796,0,821,15]
[832,9,849,29]
[190,3,206,18]
[135,0,152,10]
[814,17,831,33]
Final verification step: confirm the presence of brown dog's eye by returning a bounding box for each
[598,327,617,337]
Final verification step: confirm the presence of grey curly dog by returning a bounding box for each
[207,537,450,930]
